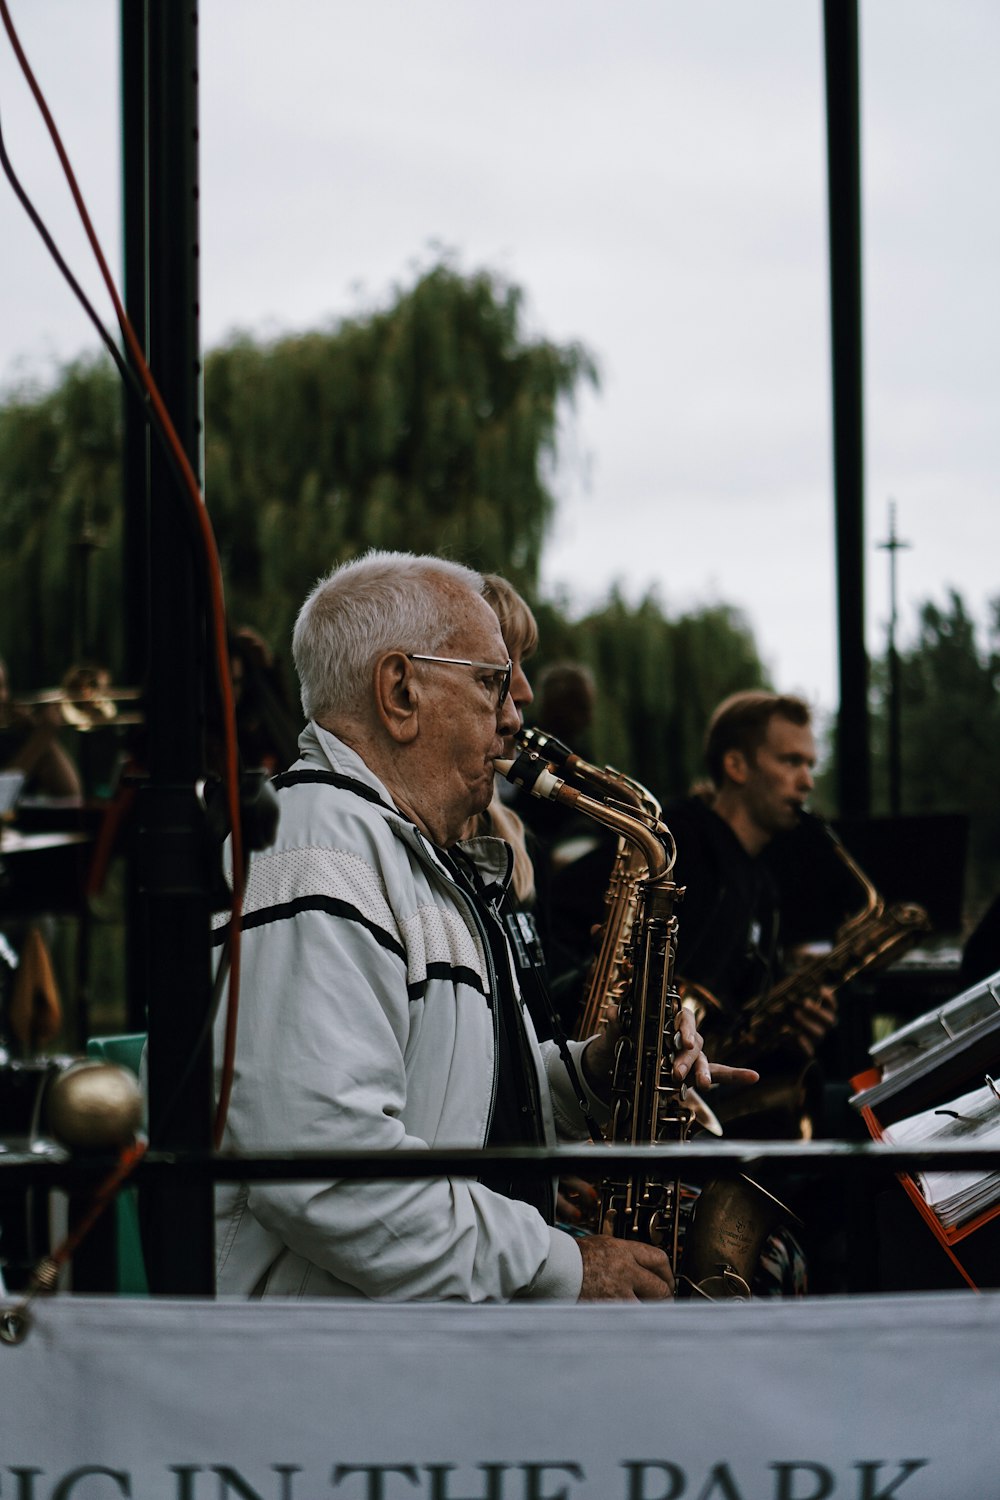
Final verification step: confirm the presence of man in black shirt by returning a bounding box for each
[666,691,838,1128]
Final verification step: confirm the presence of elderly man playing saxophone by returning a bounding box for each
[214,551,754,1302]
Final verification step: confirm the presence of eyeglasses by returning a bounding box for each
[406,653,513,710]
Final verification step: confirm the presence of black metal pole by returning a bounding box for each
[120,0,150,691]
[120,0,150,1038]
[823,0,871,817]
[137,0,215,1295]
[120,0,149,1029]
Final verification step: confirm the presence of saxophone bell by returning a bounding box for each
[677,1174,802,1301]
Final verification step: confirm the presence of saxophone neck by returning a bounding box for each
[513,726,662,820]
[496,747,674,881]
[818,815,882,924]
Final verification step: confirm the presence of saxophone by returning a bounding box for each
[697,812,932,1137]
[511,728,663,1042]
[499,728,792,1297]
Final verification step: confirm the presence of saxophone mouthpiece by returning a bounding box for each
[495,752,565,803]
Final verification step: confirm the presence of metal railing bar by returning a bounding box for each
[3,1139,1000,1186]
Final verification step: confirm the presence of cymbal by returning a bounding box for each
[11,687,145,731]
[14,686,142,706]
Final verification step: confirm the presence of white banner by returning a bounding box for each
[0,1291,998,1500]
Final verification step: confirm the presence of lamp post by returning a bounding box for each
[877,500,911,816]
[824,0,870,817]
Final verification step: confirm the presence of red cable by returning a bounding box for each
[0,0,243,1147]
[46,1140,149,1278]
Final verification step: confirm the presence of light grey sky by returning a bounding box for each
[2,1,997,715]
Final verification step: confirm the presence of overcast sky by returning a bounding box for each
[2,0,997,716]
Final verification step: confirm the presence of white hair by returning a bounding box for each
[292,550,486,723]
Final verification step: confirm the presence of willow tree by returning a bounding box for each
[205,262,598,654]
[525,587,769,805]
[0,361,123,689]
[0,260,594,688]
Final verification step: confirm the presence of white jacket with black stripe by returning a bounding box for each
[213,721,601,1301]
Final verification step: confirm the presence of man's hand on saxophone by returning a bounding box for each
[577,1234,675,1301]
[780,984,838,1058]
[674,1005,761,1091]
[581,1003,759,1102]
[572,999,762,1302]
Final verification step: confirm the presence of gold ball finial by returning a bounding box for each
[45,1061,144,1150]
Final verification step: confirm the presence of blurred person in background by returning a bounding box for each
[0,655,82,801]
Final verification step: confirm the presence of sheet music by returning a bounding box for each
[881,1080,1000,1228]
[851,967,1000,1110]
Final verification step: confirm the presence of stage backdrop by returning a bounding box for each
[0,1291,997,1500]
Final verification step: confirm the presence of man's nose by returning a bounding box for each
[799,764,815,792]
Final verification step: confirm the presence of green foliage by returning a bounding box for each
[523,585,770,804]
[0,359,123,687]
[869,590,1000,816]
[205,262,598,656]
[868,590,1000,912]
[0,251,772,810]
[0,259,594,692]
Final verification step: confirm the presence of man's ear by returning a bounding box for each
[374,652,420,744]
[722,747,749,786]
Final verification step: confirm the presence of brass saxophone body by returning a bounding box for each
[699,813,932,1137]
[498,729,688,1260]
[502,728,666,1039]
[499,728,792,1296]
[575,831,650,1040]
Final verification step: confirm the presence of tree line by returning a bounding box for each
[0,261,997,913]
